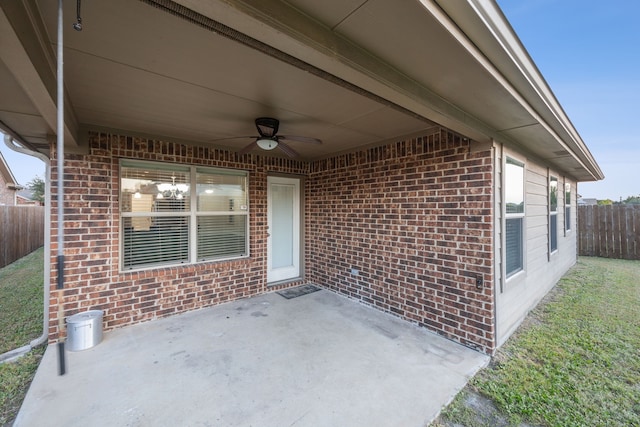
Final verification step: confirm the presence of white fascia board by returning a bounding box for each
[436,0,603,181]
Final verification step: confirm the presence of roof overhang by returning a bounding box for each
[0,150,20,187]
[0,0,602,181]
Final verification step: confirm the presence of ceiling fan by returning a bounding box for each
[234,117,322,157]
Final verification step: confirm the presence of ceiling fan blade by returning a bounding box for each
[238,140,257,155]
[279,135,322,145]
[276,141,299,158]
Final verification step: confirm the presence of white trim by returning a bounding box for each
[564,181,572,233]
[504,154,526,282]
[267,176,301,283]
[549,174,558,257]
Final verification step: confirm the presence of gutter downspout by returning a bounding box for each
[0,135,50,364]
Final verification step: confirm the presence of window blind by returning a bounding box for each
[505,217,523,276]
[197,216,247,260]
[123,216,189,268]
[550,176,558,253]
[120,160,249,270]
[550,214,558,252]
[565,183,571,231]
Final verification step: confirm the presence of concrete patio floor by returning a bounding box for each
[15,288,489,427]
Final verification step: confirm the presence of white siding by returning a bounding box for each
[495,145,577,347]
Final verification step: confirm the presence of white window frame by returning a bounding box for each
[549,174,558,255]
[504,156,525,280]
[564,180,572,233]
[119,159,249,271]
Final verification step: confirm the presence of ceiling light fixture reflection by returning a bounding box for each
[157,175,188,200]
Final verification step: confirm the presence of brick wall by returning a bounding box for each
[49,129,495,354]
[49,132,307,341]
[306,130,495,353]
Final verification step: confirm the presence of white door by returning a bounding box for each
[267,176,300,283]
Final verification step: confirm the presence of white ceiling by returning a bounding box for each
[26,0,435,159]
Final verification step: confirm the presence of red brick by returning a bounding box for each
[47,128,496,355]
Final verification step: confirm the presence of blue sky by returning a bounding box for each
[497,0,640,201]
[2,1,637,199]
[0,140,45,186]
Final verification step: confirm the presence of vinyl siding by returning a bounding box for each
[495,145,577,347]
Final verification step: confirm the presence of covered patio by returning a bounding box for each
[15,288,488,426]
[2,4,603,419]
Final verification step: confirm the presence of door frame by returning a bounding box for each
[266,175,303,284]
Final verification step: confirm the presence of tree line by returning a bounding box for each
[596,195,640,205]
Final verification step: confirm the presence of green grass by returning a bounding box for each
[0,248,45,426]
[0,346,45,426]
[438,257,640,427]
[0,248,45,354]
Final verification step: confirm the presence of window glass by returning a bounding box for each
[505,217,523,275]
[122,216,189,268]
[505,157,525,277]
[196,170,247,212]
[197,216,247,261]
[550,176,558,253]
[565,182,571,231]
[120,161,248,270]
[505,158,524,214]
[550,214,558,253]
[550,177,558,212]
[121,164,190,212]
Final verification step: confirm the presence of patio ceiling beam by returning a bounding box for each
[0,0,79,149]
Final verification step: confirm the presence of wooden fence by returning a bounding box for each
[578,204,640,260]
[0,205,45,268]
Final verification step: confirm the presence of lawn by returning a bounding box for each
[0,247,46,426]
[436,257,640,427]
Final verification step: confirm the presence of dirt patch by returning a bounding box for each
[433,389,540,427]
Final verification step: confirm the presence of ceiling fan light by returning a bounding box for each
[256,138,278,150]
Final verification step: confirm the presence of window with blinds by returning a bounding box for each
[120,160,249,270]
[195,169,248,261]
[565,182,571,232]
[550,176,558,253]
[505,157,525,278]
